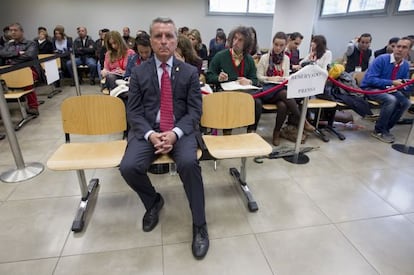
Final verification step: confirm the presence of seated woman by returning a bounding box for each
[257,32,314,146]
[101,30,135,91]
[110,32,152,99]
[299,35,332,71]
[188,29,208,61]
[176,35,203,75]
[52,25,73,79]
[124,32,153,80]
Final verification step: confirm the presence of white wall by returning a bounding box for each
[272,0,318,59]
[0,0,413,59]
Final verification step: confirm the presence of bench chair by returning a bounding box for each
[1,66,38,130]
[200,91,272,212]
[47,94,127,232]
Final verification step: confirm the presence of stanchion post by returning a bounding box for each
[283,96,310,164]
[0,82,44,183]
[391,118,414,155]
[70,51,81,96]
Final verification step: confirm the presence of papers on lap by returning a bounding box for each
[220,81,260,90]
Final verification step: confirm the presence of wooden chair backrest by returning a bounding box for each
[201,91,255,129]
[61,95,127,135]
[353,71,366,87]
[38,54,61,69]
[0,67,34,88]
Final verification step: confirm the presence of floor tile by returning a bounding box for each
[356,168,414,213]
[246,178,330,233]
[0,258,57,275]
[296,174,397,222]
[338,215,414,275]
[0,197,76,262]
[257,224,378,275]
[164,234,273,275]
[62,192,161,256]
[55,246,162,275]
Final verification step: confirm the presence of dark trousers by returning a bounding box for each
[119,132,206,226]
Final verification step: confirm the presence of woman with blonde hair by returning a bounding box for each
[188,29,208,60]
[101,30,135,90]
[176,35,202,74]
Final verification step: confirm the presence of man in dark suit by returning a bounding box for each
[119,17,209,260]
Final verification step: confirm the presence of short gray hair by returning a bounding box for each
[149,17,177,37]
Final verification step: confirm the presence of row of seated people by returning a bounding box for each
[3,20,409,146]
[100,23,413,147]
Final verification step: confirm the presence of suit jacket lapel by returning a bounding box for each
[171,57,181,92]
[149,58,160,94]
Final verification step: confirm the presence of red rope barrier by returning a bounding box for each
[252,80,288,99]
[326,76,414,95]
[213,76,413,99]
[251,77,414,98]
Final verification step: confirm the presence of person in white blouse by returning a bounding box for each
[257,32,314,146]
[300,35,332,71]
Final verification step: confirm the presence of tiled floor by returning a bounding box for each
[1,84,414,275]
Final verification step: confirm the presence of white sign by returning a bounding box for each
[287,64,328,99]
[43,59,60,85]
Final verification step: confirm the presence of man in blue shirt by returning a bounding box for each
[361,37,412,143]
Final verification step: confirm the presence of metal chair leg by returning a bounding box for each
[71,170,100,232]
[229,157,258,212]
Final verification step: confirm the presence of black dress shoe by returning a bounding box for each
[27,108,39,116]
[192,223,209,259]
[142,193,164,232]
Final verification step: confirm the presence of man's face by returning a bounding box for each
[77,28,87,38]
[393,39,411,61]
[123,28,130,37]
[232,32,245,54]
[9,25,23,41]
[359,37,371,51]
[150,22,177,62]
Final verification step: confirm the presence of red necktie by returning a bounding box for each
[358,50,363,66]
[391,63,400,80]
[159,63,174,132]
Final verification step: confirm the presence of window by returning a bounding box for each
[209,0,275,15]
[398,0,414,11]
[348,0,386,12]
[321,0,387,16]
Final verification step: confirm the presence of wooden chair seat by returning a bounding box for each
[203,133,271,159]
[307,98,337,108]
[47,140,127,171]
[263,98,337,112]
[4,89,34,100]
[152,149,203,164]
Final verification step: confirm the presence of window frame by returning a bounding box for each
[395,0,414,14]
[208,0,275,16]
[320,0,390,18]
